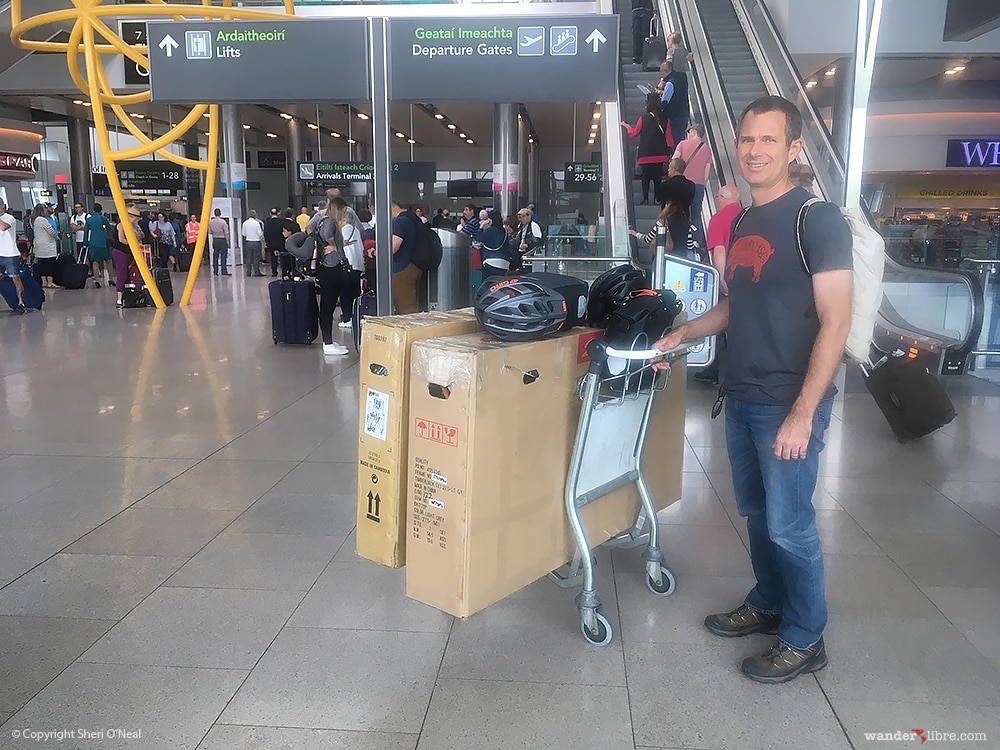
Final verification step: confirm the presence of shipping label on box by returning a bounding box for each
[355,309,479,568]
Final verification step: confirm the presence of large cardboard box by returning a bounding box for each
[356,309,480,567]
[405,328,686,617]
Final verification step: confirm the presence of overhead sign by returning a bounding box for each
[120,21,150,85]
[389,17,619,102]
[297,161,436,183]
[92,161,184,197]
[946,139,1000,168]
[0,151,37,176]
[564,162,602,192]
[147,20,370,102]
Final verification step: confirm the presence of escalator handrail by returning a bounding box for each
[738,0,845,177]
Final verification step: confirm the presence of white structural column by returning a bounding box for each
[844,0,883,209]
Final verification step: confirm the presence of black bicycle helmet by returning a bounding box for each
[604,289,683,349]
[586,264,649,328]
[474,277,569,342]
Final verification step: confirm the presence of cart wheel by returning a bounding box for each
[646,565,676,596]
[273,336,278,344]
[580,612,613,646]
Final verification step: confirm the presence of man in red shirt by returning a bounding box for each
[694,183,742,384]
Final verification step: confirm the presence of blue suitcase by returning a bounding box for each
[1,268,45,311]
[269,279,318,344]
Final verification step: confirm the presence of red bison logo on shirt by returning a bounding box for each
[726,235,774,284]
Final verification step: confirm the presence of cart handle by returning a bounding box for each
[586,338,688,375]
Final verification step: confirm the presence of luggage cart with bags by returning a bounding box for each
[558,335,686,646]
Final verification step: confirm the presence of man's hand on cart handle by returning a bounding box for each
[651,326,690,371]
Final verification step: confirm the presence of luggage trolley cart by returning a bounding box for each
[562,335,687,646]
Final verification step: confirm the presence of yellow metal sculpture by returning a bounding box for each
[10,0,296,307]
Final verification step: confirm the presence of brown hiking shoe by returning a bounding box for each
[704,604,781,638]
[741,638,828,684]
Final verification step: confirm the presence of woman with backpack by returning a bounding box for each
[621,92,671,205]
[330,196,365,331]
[312,200,349,357]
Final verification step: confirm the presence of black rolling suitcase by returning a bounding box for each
[863,356,956,443]
[61,253,90,290]
[148,267,174,306]
[352,289,377,351]
[177,247,192,272]
[643,18,666,71]
[269,279,319,344]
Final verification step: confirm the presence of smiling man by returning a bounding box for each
[654,95,853,683]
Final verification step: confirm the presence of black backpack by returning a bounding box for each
[404,212,443,272]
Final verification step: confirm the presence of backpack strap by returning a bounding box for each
[794,197,822,276]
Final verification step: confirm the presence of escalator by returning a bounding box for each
[628,0,987,375]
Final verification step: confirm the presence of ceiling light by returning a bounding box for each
[72,99,84,105]
[824,68,835,76]
[82,102,92,107]
[242,123,251,130]
[591,123,598,130]
[407,139,416,144]
[266,132,277,138]
[307,123,318,130]
[806,81,817,87]
[331,131,341,138]
[203,112,210,117]
[952,65,966,71]
[593,112,601,119]
[130,112,145,118]
[395,131,405,138]
[466,139,474,144]
[434,113,445,120]
[458,132,466,138]
[280,113,292,120]
[447,123,456,130]
[356,112,369,120]
[588,139,595,145]
[944,69,957,75]
[528,137,534,144]
[347,138,356,144]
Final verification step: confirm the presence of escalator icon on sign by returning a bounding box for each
[550,27,578,56]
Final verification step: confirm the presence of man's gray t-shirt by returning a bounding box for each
[722,186,852,405]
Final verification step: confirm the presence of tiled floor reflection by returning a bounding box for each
[0,278,997,749]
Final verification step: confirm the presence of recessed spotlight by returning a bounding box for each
[805,81,817,87]
[447,123,456,130]
[331,132,341,138]
[590,123,598,130]
[953,65,966,71]
[407,139,416,144]
[266,132,277,138]
[824,68,836,76]
[458,132,466,138]
[72,99,84,105]
[528,137,534,144]
[307,123,318,130]
[588,139,595,145]
[347,138,356,144]
[593,112,601,119]
[944,69,957,75]
[434,113,445,120]
[82,102,92,107]
[466,139,474,144]
[280,113,292,119]
[395,132,405,138]
[242,123,251,130]
[130,112,145,118]
[356,112,369,120]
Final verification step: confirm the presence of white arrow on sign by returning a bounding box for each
[585,29,607,53]
[159,34,179,57]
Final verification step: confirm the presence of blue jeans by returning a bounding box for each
[725,395,833,650]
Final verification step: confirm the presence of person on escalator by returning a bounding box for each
[630,0,655,65]
[665,32,694,73]
[621,92,671,206]
[656,58,690,148]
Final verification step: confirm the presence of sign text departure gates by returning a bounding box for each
[390,17,619,101]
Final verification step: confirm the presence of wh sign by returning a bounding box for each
[946,139,1000,168]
